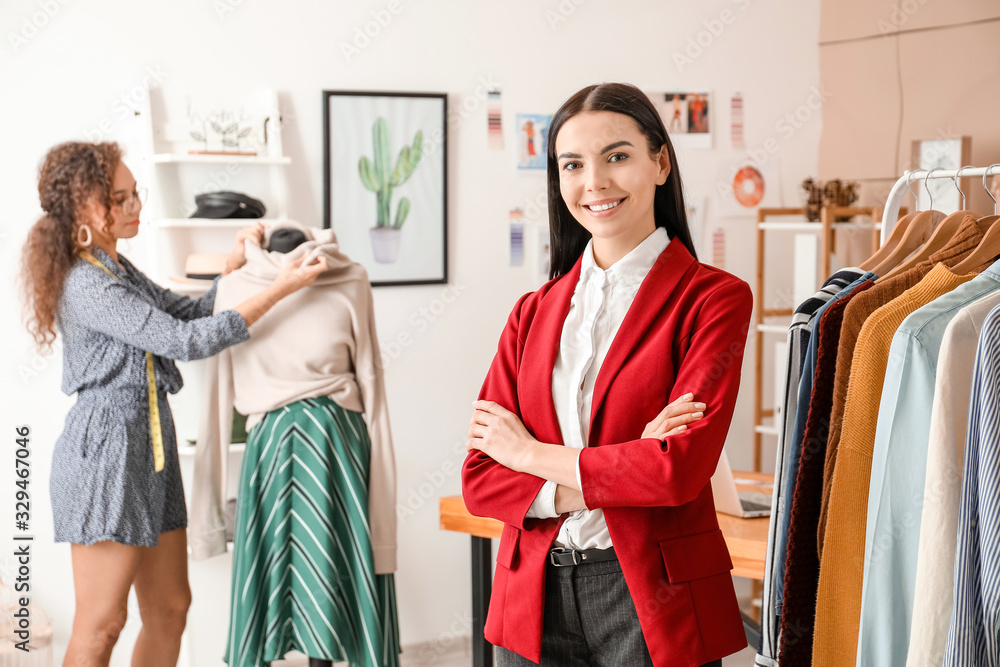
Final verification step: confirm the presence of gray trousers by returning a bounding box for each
[495,559,722,667]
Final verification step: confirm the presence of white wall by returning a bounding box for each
[0,0,821,663]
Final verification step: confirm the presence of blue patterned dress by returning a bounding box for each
[52,246,250,546]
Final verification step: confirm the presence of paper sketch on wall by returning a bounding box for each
[912,137,972,213]
[712,227,726,269]
[733,165,765,208]
[516,114,551,169]
[488,90,503,150]
[730,93,744,149]
[714,158,779,217]
[659,92,712,148]
[509,208,524,266]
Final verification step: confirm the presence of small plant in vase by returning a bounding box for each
[187,97,210,152]
[358,116,423,264]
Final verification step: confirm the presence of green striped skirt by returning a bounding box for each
[225,396,400,667]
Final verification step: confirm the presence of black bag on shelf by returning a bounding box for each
[190,191,267,219]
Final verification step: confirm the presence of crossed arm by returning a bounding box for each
[465,394,707,514]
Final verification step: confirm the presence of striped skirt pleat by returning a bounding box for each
[224,397,400,667]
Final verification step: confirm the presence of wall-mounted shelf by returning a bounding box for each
[152,218,288,229]
[756,323,791,335]
[757,221,881,232]
[152,153,291,166]
[132,88,291,286]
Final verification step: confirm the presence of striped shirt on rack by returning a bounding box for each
[945,303,1000,666]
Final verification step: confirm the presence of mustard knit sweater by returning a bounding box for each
[818,217,985,549]
[812,263,977,667]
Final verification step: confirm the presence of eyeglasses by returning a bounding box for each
[114,187,148,213]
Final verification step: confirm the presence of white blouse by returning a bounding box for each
[526,226,669,550]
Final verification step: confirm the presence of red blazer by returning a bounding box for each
[462,238,753,667]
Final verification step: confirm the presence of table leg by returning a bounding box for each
[471,536,494,667]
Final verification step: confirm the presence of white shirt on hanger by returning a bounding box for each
[526,226,669,550]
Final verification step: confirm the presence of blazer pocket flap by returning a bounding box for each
[497,524,520,569]
[659,529,733,583]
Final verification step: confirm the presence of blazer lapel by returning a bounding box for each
[518,258,583,447]
[588,238,696,437]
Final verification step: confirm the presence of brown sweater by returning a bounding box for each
[817,217,986,551]
[777,278,875,666]
[812,263,978,667]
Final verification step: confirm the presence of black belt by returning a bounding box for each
[548,546,617,567]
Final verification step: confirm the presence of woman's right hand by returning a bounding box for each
[641,393,706,440]
[274,254,328,294]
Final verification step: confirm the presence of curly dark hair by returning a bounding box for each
[19,141,122,352]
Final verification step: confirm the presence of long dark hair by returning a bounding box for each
[546,83,696,279]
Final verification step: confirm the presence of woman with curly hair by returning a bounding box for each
[19,141,326,667]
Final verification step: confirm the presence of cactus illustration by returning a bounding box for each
[358,117,424,229]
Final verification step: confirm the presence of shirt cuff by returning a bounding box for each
[526,480,559,519]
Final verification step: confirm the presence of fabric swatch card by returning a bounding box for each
[488,90,503,150]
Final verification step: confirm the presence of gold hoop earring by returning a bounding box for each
[77,224,92,248]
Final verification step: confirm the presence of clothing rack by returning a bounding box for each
[880,165,999,244]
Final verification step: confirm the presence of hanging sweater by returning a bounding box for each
[189,221,397,573]
[812,263,978,667]
[818,217,986,550]
[777,278,875,665]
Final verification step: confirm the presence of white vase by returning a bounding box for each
[370,227,402,264]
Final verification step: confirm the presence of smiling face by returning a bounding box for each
[555,110,670,268]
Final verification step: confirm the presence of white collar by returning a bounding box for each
[578,227,669,298]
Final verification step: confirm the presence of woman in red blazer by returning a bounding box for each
[462,83,753,667]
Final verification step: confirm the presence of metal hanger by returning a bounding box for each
[954,165,974,210]
[986,163,999,215]
[873,170,945,279]
[881,168,979,279]
[860,171,919,271]
[950,164,1000,275]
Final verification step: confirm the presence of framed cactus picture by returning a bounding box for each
[323,90,447,286]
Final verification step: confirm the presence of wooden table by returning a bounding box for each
[439,470,773,667]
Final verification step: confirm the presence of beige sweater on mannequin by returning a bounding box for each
[189,221,397,573]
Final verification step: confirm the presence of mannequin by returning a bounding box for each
[192,221,400,667]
